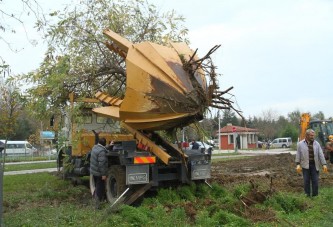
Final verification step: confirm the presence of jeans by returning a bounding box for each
[93,175,106,201]
[302,162,319,197]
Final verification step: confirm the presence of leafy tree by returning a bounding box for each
[22,0,188,121]
[287,110,301,128]
[281,124,298,142]
[220,109,239,127]
[312,111,325,120]
[255,109,278,140]
[0,76,37,141]
[12,110,39,140]
[0,78,21,140]
[276,116,288,137]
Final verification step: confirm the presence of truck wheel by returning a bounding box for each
[106,165,127,204]
[282,144,287,148]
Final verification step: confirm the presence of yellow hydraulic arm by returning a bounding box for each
[299,113,310,141]
[121,122,188,165]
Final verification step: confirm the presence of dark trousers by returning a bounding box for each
[93,175,105,201]
[302,162,319,197]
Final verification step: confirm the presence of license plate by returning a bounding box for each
[128,173,148,184]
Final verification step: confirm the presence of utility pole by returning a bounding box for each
[0,139,7,225]
[218,117,221,150]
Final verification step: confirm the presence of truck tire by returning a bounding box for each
[106,165,127,204]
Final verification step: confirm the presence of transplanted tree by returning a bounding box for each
[22,0,189,120]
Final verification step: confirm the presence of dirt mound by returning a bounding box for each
[211,153,315,192]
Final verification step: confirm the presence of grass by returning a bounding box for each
[3,161,56,172]
[3,172,333,226]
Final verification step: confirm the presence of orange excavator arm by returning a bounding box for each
[299,113,310,141]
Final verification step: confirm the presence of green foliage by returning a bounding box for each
[120,205,151,226]
[177,184,196,201]
[233,183,251,199]
[220,109,239,127]
[0,78,21,139]
[195,210,219,226]
[210,182,228,198]
[212,210,250,226]
[145,205,188,227]
[156,187,181,204]
[281,124,298,142]
[264,192,307,214]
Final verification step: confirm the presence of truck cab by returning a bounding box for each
[309,120,333,147]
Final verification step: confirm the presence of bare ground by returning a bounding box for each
[210,153,333,192]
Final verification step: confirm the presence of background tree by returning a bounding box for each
[12,109,39,140]
[275,116,288,136]
[312,111,325,120]
[281,124,298,142]
[287,110,301,128]
[220,109,239,127]
[0,78,21,140]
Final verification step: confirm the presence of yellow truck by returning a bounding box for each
[57,29,230,206]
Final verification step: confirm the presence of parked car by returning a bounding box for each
[257,141,264,148]
[270,137,292,148]
[188,141,213,154]
[0,140,37,155]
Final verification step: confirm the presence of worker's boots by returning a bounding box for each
[93,193,101,210]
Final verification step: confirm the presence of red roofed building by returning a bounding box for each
[217,123,259,150]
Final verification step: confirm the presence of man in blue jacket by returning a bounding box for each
[296,129,327,197]
[90,137,108,209]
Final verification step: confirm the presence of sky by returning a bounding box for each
[1,0,333,119]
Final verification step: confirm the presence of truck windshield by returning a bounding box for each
[325,121,333,135]
[322,121,333,136]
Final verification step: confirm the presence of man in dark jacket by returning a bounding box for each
[90,137,108,208]
[191,140,199,150]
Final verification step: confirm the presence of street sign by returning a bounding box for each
[232,126,236,132]
[40,131,55,139]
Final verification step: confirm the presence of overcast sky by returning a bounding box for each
[1,0,333,118]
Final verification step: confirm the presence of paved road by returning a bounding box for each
[4,168,57,176]
[5,160,55,165]
[4,149,296,175]
[212,148,296,159]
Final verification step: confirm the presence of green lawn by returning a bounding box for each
[3,172,333,226]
